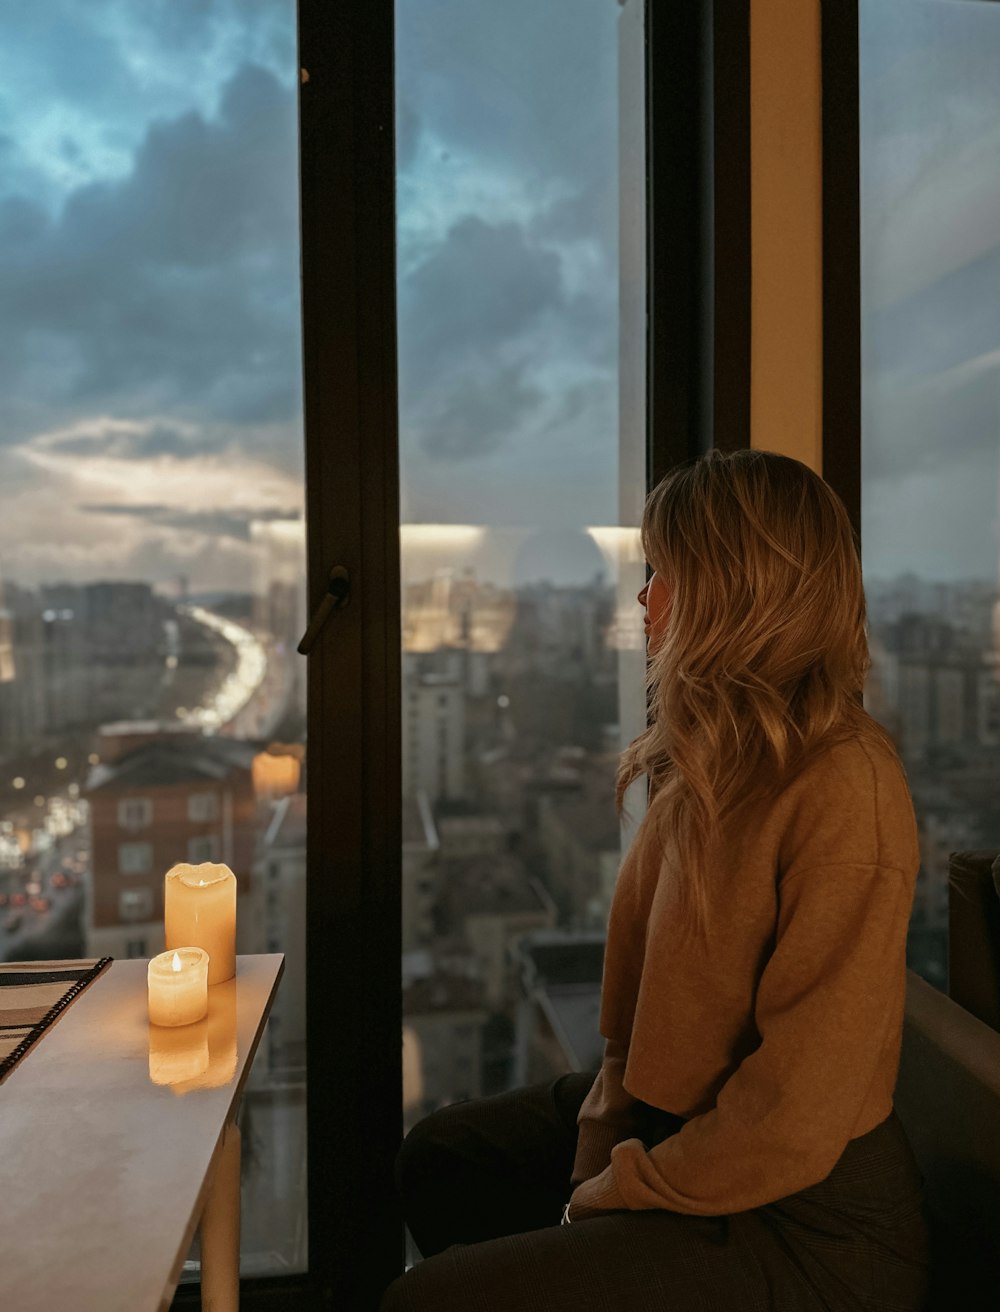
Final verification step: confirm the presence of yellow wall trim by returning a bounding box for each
[749,0,823,475]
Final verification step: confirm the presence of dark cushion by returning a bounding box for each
[896,969,1000,1307]
[947,850,1000,1033]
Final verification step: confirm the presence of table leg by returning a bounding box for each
[200,1118,241,1311]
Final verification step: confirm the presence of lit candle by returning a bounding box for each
[148,947,209,1027]
[164,862,237,985]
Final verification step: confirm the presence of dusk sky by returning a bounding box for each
[0,0,998,594]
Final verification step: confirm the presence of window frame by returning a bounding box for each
[117,797,153,831]
[820,0,861,536]
[187,792,219,824]
[117,841,154,876]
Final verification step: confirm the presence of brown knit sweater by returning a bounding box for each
[570,734,921,1216]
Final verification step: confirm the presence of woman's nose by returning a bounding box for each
[637,583,648,607]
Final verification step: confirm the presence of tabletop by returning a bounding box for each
[0,952,284,1312]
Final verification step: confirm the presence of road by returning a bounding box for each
[0,827,87,962]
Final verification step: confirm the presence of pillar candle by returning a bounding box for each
[165,862,237,985]
[148,947,209,1026]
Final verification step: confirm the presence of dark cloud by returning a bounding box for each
[391,1,622,474]
[0,63,302,454]
[2,0,626,587]
[395,0,618,194]
[400,216,561,374]
[397,215,567,460]
[416,363,544,461]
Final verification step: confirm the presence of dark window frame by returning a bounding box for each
[820,0,861,539]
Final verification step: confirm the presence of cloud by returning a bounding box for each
[415,364,545,461]
[1,1,628,591]
[0,63,302,449]
[0,415,304,588]
[33,417,203,460]
[395,0,618,196]
[397,213,615,464]
[400,216,562,374]
[78,502,302,543]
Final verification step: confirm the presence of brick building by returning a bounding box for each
[84,725,259,960]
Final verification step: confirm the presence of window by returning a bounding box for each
[187,793,218,823]
[188,834,221,864]
[125,938,148,958]
[117,799,153,831]
[396,0,647,1144]
[0,0,308,1292]
[118,843,153,876]
[119,889,154,922]
[301,0,702,1300]
[858,0,1000,990]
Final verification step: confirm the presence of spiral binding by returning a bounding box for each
[0,956,114,1083]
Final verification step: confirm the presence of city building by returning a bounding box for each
[510,930,606,1087]
[84,724,259,961]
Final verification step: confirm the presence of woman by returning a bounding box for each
[380,449,930,1311]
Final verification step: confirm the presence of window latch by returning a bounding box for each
[297,565,350,655]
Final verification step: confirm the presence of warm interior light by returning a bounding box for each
[252,749,301,800]
[171,952,182,972]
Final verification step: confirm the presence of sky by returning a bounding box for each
[0,0,998,595]
[859,0,1000,582]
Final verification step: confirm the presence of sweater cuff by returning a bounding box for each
[571,1120,627,1187]
[572,1155,631,1214]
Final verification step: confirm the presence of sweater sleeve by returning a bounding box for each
[574,860,913,1215]
[570,1035,648,1187]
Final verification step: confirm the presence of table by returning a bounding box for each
[0,953,284,1312]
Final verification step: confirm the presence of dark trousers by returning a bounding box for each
[379,1070,930,1311]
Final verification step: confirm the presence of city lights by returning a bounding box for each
[177,605,268,733]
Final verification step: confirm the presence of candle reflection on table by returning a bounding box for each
[149,1018,210,1086]
[148,977,239,1095]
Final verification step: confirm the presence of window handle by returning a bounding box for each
[297,565,350,654]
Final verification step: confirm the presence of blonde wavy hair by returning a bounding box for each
[617,448,899,941]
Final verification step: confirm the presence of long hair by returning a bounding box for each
[617,448,899,941]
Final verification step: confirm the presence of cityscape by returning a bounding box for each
[2,558,998,1247]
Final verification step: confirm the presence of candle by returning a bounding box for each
[165,861,237,985]
[148,947,209,1027]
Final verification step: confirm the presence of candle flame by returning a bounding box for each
[171,952,182,972]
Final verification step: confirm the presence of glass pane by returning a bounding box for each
[395,0,647,1266]
[859,0,1000,990]
[0,2,307,1279]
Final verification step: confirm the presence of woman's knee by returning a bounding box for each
[394,1106,461,1196]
